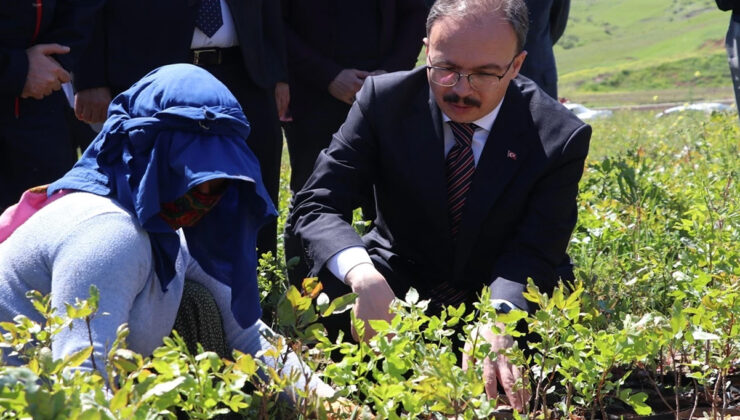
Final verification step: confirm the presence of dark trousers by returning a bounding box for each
[283,96,354,284]
[200,60,283,257]
[0,91,77,209]
[284,97,351,193]
[726,17,740,120]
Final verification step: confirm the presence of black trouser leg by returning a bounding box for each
[0,92,76,209]
[200,62,283,257]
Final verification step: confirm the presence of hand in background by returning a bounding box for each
[328,69,370,105]
[462,322,530,412]
[21,44,71,100]
[75,87,112,123]
[344,263,395,342]
[275,82,291,122]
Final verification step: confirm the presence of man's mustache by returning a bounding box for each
[443,93,481,107]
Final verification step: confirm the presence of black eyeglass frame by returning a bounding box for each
[426,55,517,90]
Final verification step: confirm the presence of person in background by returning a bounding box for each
[716,0,740,119]
[288,0,591,411]
[520,0,570,99]
[281,0,428,284]
[0,64,331,399]
[0,0,103,210]
[72,0,288,256]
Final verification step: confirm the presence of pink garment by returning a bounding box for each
[0,186,69,243]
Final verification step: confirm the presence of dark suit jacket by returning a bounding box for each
[281,0,426,117]
[716,0,740,14]
[289,66,591,311]
[520,0,570,99]
[74,0,287,93]
[1,0,102,105]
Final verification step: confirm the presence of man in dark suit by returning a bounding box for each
[73,0,287,255]
[288,0,591,410]
[281,0,427,283]
[715,0,740,119]
[0,0,103,209]
[520,0,570,99]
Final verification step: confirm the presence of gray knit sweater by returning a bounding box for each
[0,192,327,395]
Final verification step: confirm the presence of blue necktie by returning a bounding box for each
[196,0,223,38]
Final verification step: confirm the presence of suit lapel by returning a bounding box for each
[452,83,534,279]
[401,88,452,244]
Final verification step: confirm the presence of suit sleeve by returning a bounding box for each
[0,48,29,96]
[263,0,288,84]
[281,0,343,91]
[287,80,380,273]
[72,7,107,92]
[549,0,570,45]
[489,123,591,311]
[379,0,427,72]
[715,0,733,11]
[37,0,105,73]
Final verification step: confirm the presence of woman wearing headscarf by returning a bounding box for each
[0,64,330,397]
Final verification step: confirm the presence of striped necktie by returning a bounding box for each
[446,121,477,239]
[196,0,223,38]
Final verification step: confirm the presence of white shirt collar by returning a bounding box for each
[441,98,504,132]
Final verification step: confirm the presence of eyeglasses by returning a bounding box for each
[427,56,516,90]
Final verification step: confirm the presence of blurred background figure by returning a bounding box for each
[716,0,740,119]
[520,0,570,99]
[281,0,428,284]
[72,0,288,256]
[0,0,102,210]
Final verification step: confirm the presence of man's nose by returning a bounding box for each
[451,74,474,97]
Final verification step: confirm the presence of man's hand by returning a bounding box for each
[344,263,395,342]
[74,87,112,123]
[462,322,530,412]
[21,44,71,100]
[275,82,290,121]
[328,69,370,105]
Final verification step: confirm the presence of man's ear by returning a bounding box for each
[423,37,429,55]
[510,50,527,78]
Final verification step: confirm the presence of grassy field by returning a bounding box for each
[554,0,736,106]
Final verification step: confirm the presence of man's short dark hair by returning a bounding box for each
[426,0,529,53]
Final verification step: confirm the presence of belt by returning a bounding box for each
[189,47,241,66]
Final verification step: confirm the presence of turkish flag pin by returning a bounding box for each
[507,150,517,160]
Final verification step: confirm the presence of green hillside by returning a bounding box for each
[555,0,736,106]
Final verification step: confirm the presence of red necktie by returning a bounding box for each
[446,121,477,239]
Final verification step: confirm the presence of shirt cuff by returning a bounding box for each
[326,246,372,284]
[490,298,519,313]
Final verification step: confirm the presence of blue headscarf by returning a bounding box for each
[48,64,277,328]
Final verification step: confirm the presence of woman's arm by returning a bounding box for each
[182,246,333,399]
[50,210,152,374]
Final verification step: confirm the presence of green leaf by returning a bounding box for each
[405,288,419,305]
[316,292,330,314]
[141,377,186,401]
[368,319,390,333]
[110,388,129,411]
[619,390,652,416]
[63,346,94,369]
[322,293,358,317]
[286,286,311,311]
[276,295,296,326]
[692,329,720,341]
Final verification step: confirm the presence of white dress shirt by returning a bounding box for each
[191,0,239,49]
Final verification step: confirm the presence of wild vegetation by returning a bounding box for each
[556,0,734,106]
[1,110,737,419]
